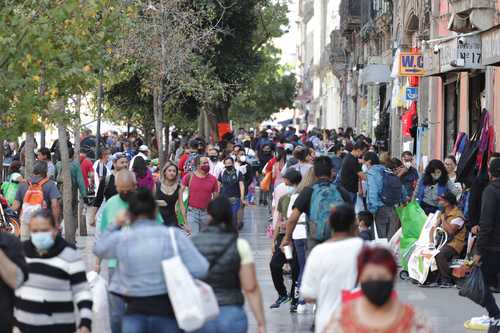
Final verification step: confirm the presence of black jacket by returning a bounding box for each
[477,179,500,254]
[0,234,28,330]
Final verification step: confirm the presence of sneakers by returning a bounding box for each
[289,303,298,313]
[439,282,454,288]
[270,295,290,309]
[464,316,492,331]
[489,318,500,333]
[297,303,314,314]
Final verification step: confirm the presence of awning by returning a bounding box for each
[359,64,391,85]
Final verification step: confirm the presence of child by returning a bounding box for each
[357,210,374,241]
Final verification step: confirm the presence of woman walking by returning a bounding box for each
[192,197,266,333]
[155,162,180,227]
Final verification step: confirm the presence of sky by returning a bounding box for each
[273,0,299,69]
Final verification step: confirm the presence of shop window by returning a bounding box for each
[468,73,485,135]
[444,80,459,156]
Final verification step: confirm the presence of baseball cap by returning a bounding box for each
[111,152,127,161]
[283,169,302,185]
[139,145,149,152]
[438,191,457,206]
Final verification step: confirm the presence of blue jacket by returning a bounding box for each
[366,165,386,214]
[93,219,209,297]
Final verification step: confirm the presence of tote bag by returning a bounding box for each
[161,228,219,331]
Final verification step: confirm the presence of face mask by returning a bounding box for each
[263,151,271,156]
[404,161,412,168]
[239,156,246,163]
[200,165,210,173]
[225,166,234,171]
[120,192,131,202]
[31,231,55,251]
[209,156,218,162]
[432,172,441,180]
[362,164,369,173]
[361,280,394,307]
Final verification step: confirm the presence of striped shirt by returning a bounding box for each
[14,236,92,333]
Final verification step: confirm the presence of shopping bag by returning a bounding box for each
[86,271,111,333]
[371,219,389,247]
[396,201,427,270]
[261,172,272,192]
[162,228,219,331]
[459,266,488,306]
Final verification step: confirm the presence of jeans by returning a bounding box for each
[109,268,126,333]
[187,207,208,236]
[481,251,500,319]
[347,191,357,205]
[193,305,248,333]
[228,197,241,229]
[122,314,182,333]
[375,206,399,239]
[293,238,307,285]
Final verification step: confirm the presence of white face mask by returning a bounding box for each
[404,161,412,168]
[239,156,246,163]
[362,164,369,173]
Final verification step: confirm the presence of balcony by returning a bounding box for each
[448,0,496,31]
[329,30,347,78]
[339,0,361,36]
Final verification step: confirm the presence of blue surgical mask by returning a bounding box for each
[31,231,55,251]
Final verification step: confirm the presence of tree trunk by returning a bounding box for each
[24,133,36,178]
[40,129,46,149]
[73,96,86,237]
[164,125,170,162]
[57,100,76,244]
[153,86,165,169]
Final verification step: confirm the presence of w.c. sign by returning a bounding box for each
[399,52,426,76]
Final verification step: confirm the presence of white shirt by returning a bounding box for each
[301,238,364,333]
[93,160,111,190]
[287,193,307,240]
[209,160,224,179]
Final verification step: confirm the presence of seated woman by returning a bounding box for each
[323,246,432,333]
[430,191,466,288]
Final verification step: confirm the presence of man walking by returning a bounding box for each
[179,156,219,235]
[474,158,500,333]
[340,141,368,204]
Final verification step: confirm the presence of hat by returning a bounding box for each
[111,152,127,161]
[490,158,500,177]
[438,191,457,206]
[139,145,149,152]
[283,169,302,185]
[10,172,22,182]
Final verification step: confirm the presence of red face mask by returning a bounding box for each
[200,164,210,173]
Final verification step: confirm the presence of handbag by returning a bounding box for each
[261,172,272,192]
[162,228,219,331]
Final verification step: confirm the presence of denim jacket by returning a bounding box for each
[93,219,209,297]
[366,164,386,214]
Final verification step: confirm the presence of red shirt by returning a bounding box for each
[182,173,218,210]
[178,153,189,177]
[79,157,94,189]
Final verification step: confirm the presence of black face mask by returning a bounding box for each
[119,192,132,202]
[361,280,394,307]
[209,156,218,162]
[225,166,234,171]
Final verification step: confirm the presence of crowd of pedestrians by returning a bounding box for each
[0,124,499,333]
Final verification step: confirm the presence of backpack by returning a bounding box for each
[309,182,346,242]
[20,178,49,240]
[184,153,199,174]
[381,170,402,206]
[1,173,21,205]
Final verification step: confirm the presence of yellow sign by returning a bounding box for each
[399,51,425,76]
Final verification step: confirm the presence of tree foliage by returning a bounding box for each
[230,45,296,127]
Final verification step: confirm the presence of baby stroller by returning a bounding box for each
[0,195,20,237]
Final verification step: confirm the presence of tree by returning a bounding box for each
[230,45,296,127]
[195,0,289,128]
[118,0,220,166]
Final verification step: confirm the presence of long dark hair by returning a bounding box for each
[423,159,448,186]
[132,156,148,178]
[207,197,236,233]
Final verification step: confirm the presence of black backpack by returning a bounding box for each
[381,169,402,206]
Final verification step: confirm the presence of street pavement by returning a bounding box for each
[78,205,500,333]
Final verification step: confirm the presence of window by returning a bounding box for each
[444,80,459,156]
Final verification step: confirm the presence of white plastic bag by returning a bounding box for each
[86,271,111,333]
[162,228,219,331]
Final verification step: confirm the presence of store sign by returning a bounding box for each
[405,87,418,101]
[440,34,484,72]
[482,27,500,65]
[399,51,426,76]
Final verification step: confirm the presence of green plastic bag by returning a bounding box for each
[175,187,189,226]
[396,201,427,270]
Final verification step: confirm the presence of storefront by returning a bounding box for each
[424,34,485,157]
